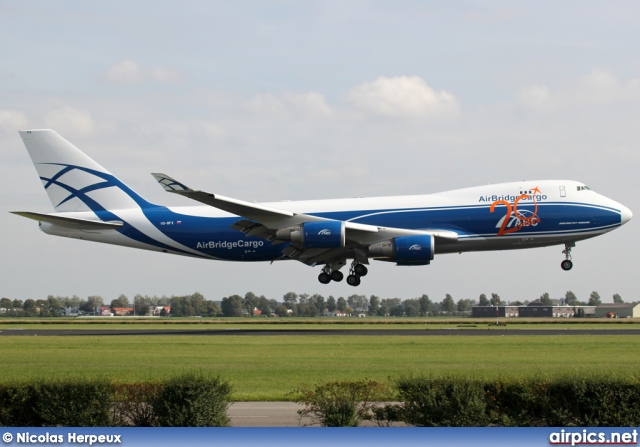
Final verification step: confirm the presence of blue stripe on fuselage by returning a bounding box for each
[112,202,622,261]
[313,202,621,237]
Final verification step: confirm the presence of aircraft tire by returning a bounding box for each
[347,275,361,286]
[354,264,368,276]
[331,271,344,282]
[561,260,573,271]
[318,272,331,284]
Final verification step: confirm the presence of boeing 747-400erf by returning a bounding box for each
[12,130,632,286]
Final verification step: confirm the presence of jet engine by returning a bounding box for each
[368,234,434,265]
[275,220,345,248]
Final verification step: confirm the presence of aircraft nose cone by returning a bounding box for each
[620,205,633,225]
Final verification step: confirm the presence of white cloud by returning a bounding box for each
[248,93,286,115]
[0,109,28,133]
[516,85,552,110]
[517,70,640,111]
[576,69,640,104]
[345,76,460,119]
[103,60,182,84]
[283,92,333,118]
[104,60,144,83]
[44,107,96,135]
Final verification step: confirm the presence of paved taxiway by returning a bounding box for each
[229,402,304,427]
[228,402,407,427]
[1,328,640,336]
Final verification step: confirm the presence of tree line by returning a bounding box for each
[0,290,628,318]
[476,291,623,307]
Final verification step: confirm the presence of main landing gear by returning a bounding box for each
[317,261,368,286]
[318,269,344,284]
[561,243,575,271]
[346,261,368,287]
[317,261,346,284]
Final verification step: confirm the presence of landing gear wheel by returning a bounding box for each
[561,260,573,271]
[354,264,368,276]
[331,271,344,282]
[318,272,331,284]
[346,275,361,286]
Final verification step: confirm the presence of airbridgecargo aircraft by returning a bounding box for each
[12,130,632,287]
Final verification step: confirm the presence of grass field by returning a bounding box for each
[1,317,639,331]
[1,332,639,400]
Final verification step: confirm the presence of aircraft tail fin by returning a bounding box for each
[19,129,155,213]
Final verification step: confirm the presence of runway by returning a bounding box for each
[2,328,640,336]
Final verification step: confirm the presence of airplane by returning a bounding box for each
[12,129,632,287]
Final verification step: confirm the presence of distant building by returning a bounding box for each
[323,311,348,317]
[471,306,519,318]
[595,303,640,318]
[112,307,134,316]
[149,306,171,316]
[62,307,79,316]
[551,306,585,318]
[518,304,553,318]
[472,305,596,318]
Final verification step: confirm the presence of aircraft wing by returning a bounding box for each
[152,173,458,265]
[11,212,123,230]
[152,173,380,230]
[152,173,296,222]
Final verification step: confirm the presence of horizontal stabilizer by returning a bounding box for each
[11,211,123,230]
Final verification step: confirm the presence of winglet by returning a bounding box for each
[151,173,193,192]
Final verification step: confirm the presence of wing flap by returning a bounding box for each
[345,223,459,244]
[230,219,277,240]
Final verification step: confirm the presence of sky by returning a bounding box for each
[1,1,639,304]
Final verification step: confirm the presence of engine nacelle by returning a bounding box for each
[275,220,345,248]
[368,234,434,266]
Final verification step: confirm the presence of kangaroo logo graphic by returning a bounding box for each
[490,187,542,236]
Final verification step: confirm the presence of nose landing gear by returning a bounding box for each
[561,243,574,271]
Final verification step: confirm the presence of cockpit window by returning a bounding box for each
[577,185,591,191]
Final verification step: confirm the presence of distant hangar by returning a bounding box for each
[594,303,640,318]
[472,302,640,318]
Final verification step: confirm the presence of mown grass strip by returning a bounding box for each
[1,316,639,325]
[1,318,639,331]
[1,334,639,400]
